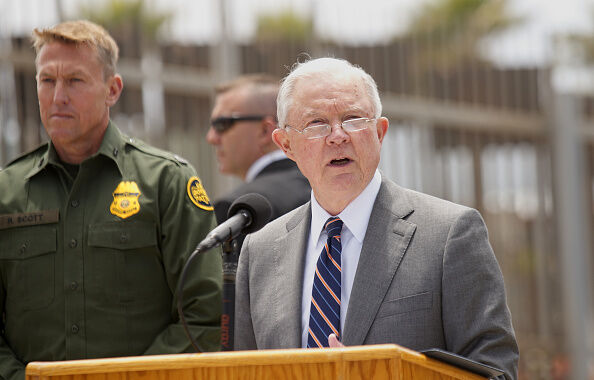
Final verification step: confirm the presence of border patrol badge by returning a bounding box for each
[187,176,214,211]
[110,181,141,219]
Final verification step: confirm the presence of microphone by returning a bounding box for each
[197,193,272,251]
[178,193,271,352]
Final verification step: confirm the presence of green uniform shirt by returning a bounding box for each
[0,122,222,380]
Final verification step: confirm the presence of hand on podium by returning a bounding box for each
[328,334,344,348]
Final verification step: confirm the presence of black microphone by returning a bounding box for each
[197,193,272,251]
[177,193,272,352]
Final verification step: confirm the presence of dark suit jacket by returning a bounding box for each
[213,158,311,248]
[235,175,519,380]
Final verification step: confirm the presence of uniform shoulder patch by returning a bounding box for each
[187,176,214,211]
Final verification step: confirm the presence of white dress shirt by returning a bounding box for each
[301,170,382,347]
[245,150,287,183]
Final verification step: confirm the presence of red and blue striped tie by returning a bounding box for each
[307,217,343,348]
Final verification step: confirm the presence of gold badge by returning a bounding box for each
[187,176,213,211]
[110,181,141,219]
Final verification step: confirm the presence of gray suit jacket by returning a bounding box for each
[235,176,519,380]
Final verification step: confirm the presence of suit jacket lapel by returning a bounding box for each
[270,204,311,348]
[343,179,416,346]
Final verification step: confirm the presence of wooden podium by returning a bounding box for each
[26,344,488,380]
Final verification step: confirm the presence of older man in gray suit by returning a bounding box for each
[234,57,519,380]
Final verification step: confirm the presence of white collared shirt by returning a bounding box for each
[245,150,287,183]
[300,170,382,347]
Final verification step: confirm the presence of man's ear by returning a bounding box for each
[272,128,295,161]
[260,116,277,140]
[106,74,123,107]
[376,116,389,144]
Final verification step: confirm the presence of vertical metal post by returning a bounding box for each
[0,3,21,167]
[54,0,65,22]
[208,0,241,197]
[416,120,438,196]
[141,47,166,144]
[534,143,553,344]
[551,92,593,380]
[213,0,239,83]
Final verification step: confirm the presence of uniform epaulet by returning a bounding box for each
[124,135,189,166]
[3,143,48,168]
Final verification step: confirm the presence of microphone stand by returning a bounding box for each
[221,237,239,351]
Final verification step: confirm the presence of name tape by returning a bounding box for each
[0,209,59,230]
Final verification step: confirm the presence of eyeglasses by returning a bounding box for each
[284,118,377,140]
[210,115,267,133]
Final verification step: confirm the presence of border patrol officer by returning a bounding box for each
[0,20,222,380]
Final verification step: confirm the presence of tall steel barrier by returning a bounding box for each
[3,22,594,380]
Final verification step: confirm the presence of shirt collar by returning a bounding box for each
[310,169,382,243]
[25,121,126,179]
[24,142,53,179]
[245,150,287,182]
[95,121,126,176]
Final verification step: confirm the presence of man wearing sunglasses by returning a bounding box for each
[206,74,310,242]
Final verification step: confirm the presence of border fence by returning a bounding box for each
[1,2,594,378]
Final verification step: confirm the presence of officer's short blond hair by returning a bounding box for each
[32,20,119,79]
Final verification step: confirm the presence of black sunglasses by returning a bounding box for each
[210,115,267,133]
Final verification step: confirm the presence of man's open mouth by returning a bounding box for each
[330,158,351,166]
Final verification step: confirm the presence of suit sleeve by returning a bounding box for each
[143,163,222,354]
[441,208,519,380]
[234,233,258,350]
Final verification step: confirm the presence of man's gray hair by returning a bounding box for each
[276,57,382,128]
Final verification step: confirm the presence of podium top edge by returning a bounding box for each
[26,344,420,376]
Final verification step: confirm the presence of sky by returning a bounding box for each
[2,0,594,67]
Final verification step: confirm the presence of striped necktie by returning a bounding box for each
[307,217,343,348]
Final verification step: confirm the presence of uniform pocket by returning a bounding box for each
[87,221,165,303]
[0,226,56,310]
[88,221,157,249]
